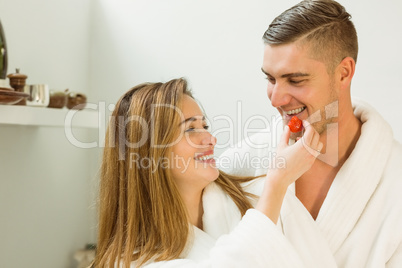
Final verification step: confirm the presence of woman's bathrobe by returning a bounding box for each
[219,99,402,267]
[141,181,337,268]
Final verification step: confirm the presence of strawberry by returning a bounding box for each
[288,116,303,133]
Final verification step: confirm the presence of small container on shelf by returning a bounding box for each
[7,68,28,105]
[67,92,87,110]
[24,84,50,107]
[48,89,68,109]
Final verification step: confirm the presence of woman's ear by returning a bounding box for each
[337,57,356,89]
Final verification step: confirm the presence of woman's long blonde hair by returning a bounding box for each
[94,78,255,267]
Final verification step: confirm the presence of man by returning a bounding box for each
[220,0,402,266]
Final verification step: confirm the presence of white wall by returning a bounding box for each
[0,1,96,267]
[348,0,402,142]
[91,0,402,156]
[1,0,91,92]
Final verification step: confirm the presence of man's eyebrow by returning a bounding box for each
[261,68,269,76]
[179,116,205,125]
[281,72,309,78]
[261,68,309,78]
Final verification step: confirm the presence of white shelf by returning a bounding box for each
[0,105,99,128]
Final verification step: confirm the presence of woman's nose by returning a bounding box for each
[201,132,217,147]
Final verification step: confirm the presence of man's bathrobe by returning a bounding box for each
[141,181,337,268]
[218,99,402,267]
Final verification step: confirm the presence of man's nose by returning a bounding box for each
[268,83,292,108]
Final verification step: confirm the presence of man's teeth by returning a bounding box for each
[195,154,214,161]
[285,107,306,115]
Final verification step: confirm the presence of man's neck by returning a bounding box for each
[296,108,362,220]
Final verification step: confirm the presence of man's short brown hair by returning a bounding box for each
[263,0,358,72]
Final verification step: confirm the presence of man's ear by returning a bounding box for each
[337,57,355,89]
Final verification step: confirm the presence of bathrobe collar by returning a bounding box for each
[307,99,394,253]
[181,182,242,260]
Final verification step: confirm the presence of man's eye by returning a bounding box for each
[203,125,210,130]
[290,79,304,84]
[266,77,276,84]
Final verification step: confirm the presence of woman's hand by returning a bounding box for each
[270,120,323,187]
[256,121,323,223]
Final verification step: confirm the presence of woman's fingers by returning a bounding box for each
[279,125,291,148]
[317,142,324,153]
[310,126,320,149]
[280,121,322,157]
[299,121,322,157]
[298,120,314,146]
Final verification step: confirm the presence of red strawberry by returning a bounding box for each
[288,116,303,133]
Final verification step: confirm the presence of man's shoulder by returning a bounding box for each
[384,139,402,173]
[392,139,402,153]
[377,139,402,210]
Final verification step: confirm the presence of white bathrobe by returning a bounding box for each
[219,99,402,267]
[140,181,337,268]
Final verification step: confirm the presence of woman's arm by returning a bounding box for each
[387,241,402,268]
[142,210,306,268]
[256,122,322,223]
[139,123,325,268]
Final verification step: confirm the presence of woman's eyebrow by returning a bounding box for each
[179,116,205,126]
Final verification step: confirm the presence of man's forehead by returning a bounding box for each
[262,44,324,77]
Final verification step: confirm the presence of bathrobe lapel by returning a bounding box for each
[314,99,394,254]
[202,182,242,239]
[183,227,216,261]
[182,182,242,261]
[280,189,338,267]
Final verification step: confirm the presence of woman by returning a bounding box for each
[94,78,324,267]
